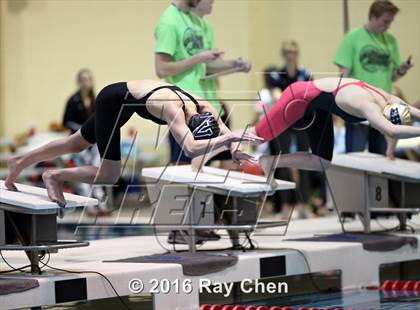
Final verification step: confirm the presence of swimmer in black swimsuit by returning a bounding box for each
[5,80,262,206]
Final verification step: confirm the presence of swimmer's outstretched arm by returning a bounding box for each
[189,103,260,171]
[191,146,229,171]
[199,100,256,161]
[191,141,254,172]
[167,102,262,158]
[363,103,420,139]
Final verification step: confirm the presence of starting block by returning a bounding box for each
[327,152,420,233]
[0,180,98,273]
[142,165,295,252]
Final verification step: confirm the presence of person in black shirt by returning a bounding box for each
[264,40,324,218]
[62,69,96,134]
[61,69,108,214]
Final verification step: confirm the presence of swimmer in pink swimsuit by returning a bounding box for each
[253,78,419,170]
[192,77,419,173]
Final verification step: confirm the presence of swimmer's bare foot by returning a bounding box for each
[5,156,23,191]
[42,170,66,207]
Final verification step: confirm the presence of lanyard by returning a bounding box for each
[172,3,198,31]
[364,27,391,69]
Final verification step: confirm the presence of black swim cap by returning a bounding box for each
[188,112,220,140]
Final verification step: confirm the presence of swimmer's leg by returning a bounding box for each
[259,111,333,173]
[6,130,92,190]
[41,159,121,207]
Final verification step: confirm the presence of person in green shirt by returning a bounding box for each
[197,16,223,117]
[192,0,251,165]
[193,2,251,116]
[154,0,251,245]
[155,1,220,101]
[333,0,413,156]
[155,0,250,164]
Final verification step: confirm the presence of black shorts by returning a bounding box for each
[80,82,140,161]
[305,110,334,161]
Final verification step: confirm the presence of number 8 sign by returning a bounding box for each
[369,176,389,207]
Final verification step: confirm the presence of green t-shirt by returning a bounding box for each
[333,26,400,92]
[199,19,223,116]
[155,4,221,115]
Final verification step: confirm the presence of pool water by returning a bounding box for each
[241,289,420,310]
[45,289,420,309]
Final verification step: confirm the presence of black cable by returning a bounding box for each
[39,251,133,310]
[240,232,251,249]
[170,230,205,253]
[0,250,42,274]
[401,224,416,233]
[151,223,172,254]
[38,251,50,270]
[170,228,255,253]
[408,220,420,228]
[170,230,205,252]
[0,264,38,274]
[244,231,326,292]
[258,246,327,293]
[366,216,415,233]
[156,228,324,292]
[0,252,31,273]
[0,250,26,273]
[0,250,44,274]
[246,233,259,249]
[374,218,401,232]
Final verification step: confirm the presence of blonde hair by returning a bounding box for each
[281,40,299,55]
[383,102,412,125]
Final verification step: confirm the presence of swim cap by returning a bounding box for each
[383,102,412,125]
[188,112,220,140]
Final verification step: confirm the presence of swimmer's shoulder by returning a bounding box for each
[126,80,174,100]
[127,79,171,90]
[313,77,359,92]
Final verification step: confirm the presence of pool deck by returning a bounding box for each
[0,214,419,310]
